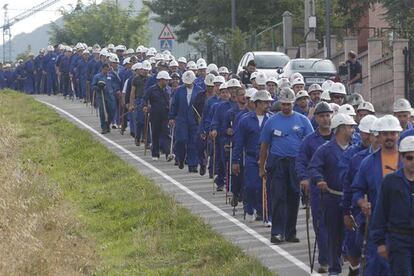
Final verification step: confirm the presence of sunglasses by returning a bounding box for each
[405,155,414,161]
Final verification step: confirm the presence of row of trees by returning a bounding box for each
[49,0,149,48]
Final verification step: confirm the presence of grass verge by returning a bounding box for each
[0,90,273,275]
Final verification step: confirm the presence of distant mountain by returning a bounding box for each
[2,0,197,61]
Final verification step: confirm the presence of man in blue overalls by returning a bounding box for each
[143,71,171,160]
[393,98,413,131]
[23,53,35,94]
[295,101,333,273]
[371,135,414,276]
[77,50,90,101]
[233,90,272,222]
[352,115,403,276]
[339,114,377,275]
[169,70,203,172]
[210,79,240,191]
[43,45,57,96]
[259,87,314,244]
[309,113,357,275]
[91,63,115,134]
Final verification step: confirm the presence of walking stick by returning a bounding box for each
[100,86,109,127]
[262,176,268,223]
[143,111,149,156]
[212,136,216,195]
[361,194,370,275]
[310,190,323,273]
[167,125,175,162]
[305,191,312,273]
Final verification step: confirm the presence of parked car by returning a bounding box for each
[237,51,290,78]
[278,58,337,87]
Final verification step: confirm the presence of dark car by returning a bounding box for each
[278,58,337,87]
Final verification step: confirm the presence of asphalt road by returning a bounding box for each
[35,95,322,276]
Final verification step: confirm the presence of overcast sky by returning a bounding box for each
[0,0,102,37]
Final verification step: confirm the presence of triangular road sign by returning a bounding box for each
[158,24,175,40]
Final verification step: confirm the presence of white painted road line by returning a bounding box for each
[39,99,319,275]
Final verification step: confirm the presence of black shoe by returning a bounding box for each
[216,185,224,192]
[270,235,284,244]
[230,196,238,207]
[178,161,184,169]
[174,160,178,166]
[199,165,206,176]
[134,138,140,146]
[188,167,198,173]
[285,236,300,243]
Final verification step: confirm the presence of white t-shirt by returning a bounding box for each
[186,87,192,104]
[257,115,265,127]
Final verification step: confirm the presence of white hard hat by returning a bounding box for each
[308,83,323,94]
[295,90,309,100]
[253,90,273,102]
[182,70,196,84]
[255,72,267,86]
[149,47,157,53]
[291,77,305,87]
[338,104,356,116]
[245,87,258,98]
[266,77,278,85]
[148,57,156,64]
[197,61,207,70]
[321,90,331,101]
[100,49,108,56]
[213,75,225,84]
[278,87,296,103]
[169,60,178,67]
[218,66,229,74]
[82,49,90,55]
[357,101,375,113]
[204,73,216,86]
[107,43,115,50]
[155,53,163,60]
[227,78,242,88]
[123,57,131,65]
[358,115,377,133]
[66,46,73,52]
[373,115,403,132]
[206,63,218,74]
[142,60,152,71]
[188,63,198,71]
[177,56,187,63]
[219,82,227,90]
[156,71,171,80]
[277,78,290,89]
[321,80,334,91]
[146,49,155,57]
[126,48,134,55]
[197,58,206,64]
[136,45,144,53]
[250,71,258,80]
[289,72,304,83]
[92,47,100,54]
[115,45,126,51]
[329,103,340,115]
[399,136,414,153]
[162,50,171,55]
[329,82,347,95]
[109,54,119,63]
[331,113,357,129]
[47,45,54,51]
[132,62,142,71]
[393,98,412,113]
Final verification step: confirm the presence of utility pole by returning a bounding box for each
[325,0,331,59]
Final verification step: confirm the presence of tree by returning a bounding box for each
[380,0,414,32]
[49,1,149,47]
